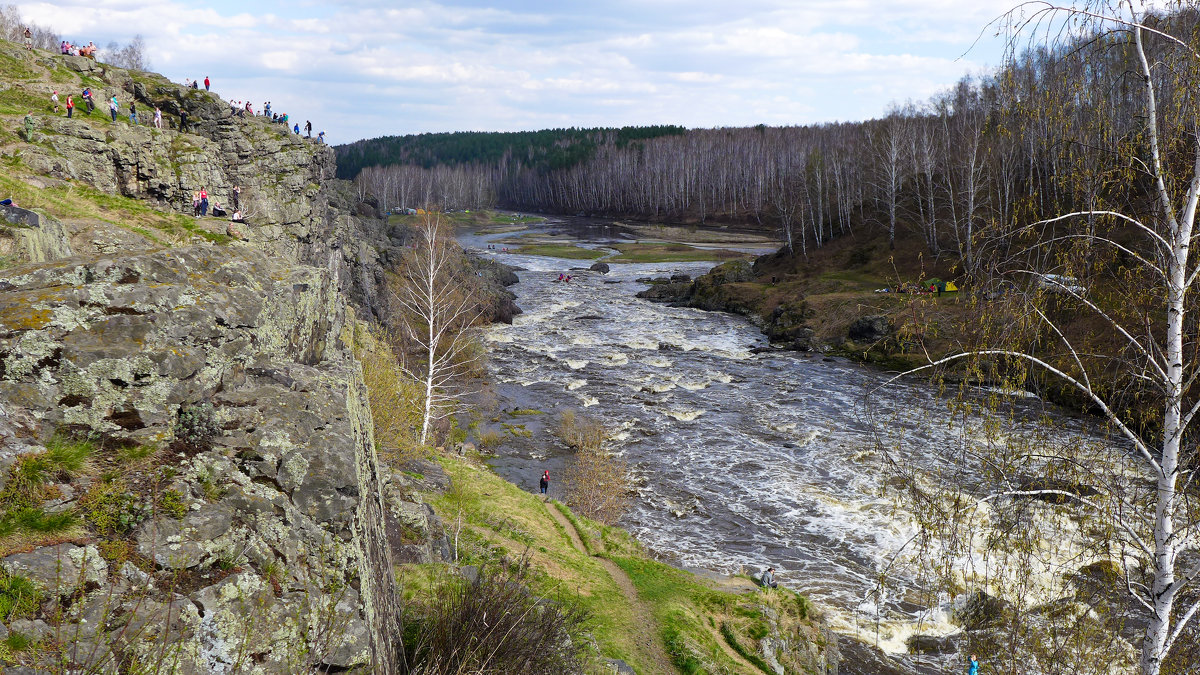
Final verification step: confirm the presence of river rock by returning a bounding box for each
[907,634,957,655]
[589,262,610,273]
[956,590,1011,630]
[847,315,890,342]
[670,273,691,282]
[635,281,691,302]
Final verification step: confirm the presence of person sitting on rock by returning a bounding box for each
[231,210,244,223]
[759,567,778,588]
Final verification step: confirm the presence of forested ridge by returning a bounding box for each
[338,9,1198,274]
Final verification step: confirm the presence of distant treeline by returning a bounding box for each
[339,9,1197,272]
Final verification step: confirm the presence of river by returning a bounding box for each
[462,217,1116,673]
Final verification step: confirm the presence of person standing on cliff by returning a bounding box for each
[179,109,189,131]
[539,470,550,498]
[66,95,73,118]
[153,107,162,129]
[204,76,210,91]
[199,188,209,217]
[109,96,119,122]
[23,27,32,50]
[129,103,138,125]
[51,91,59,113]
[304,120,312,137]
[231,185,240,211]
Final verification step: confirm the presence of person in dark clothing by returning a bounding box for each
[179,110,188,131]
[304,120,312,137]
[231,185,240,211]
[539,470,549,496]
[760,567,778,588]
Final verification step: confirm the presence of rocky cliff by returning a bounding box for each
[0,39,495,673]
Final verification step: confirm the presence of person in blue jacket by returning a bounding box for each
[968,654,979,675]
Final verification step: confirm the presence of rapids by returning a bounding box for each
[464,219,1119,673]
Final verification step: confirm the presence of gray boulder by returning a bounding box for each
[847,315,890,342]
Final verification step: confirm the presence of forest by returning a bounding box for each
[337,10,1196,278]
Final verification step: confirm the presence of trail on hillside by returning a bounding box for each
[544,502,677,675]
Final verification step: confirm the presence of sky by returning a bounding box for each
[20,0,1030,145]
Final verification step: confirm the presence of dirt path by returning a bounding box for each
[544,502,677,675]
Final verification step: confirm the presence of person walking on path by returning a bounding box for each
[51,91,59,113]
[204,76,210,91]
[82,88,94,113]
[129,103,138,125]
[23,113,34,142]
[539,470,550,498]
[66,95,74,118]
[153,107,162,129]
[968,654,979,675]
[109,96,119,122]
[23,27,32,50]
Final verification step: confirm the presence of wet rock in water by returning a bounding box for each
[907,634,957,655]
[670,273,691,282]
[635,281,691,302]
[603,279,622,284]
[847,315,890,342]
[589,262,610,274]
[956,590,1011,631]
[636,276,672,284]
[574,315,606,321]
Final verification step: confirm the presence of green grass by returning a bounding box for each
[0,573,40,622]
[0,507,78,538]
[608,242,752,263]
[720,622,776,675]
[514,244,605,260]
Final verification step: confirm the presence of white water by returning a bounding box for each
[474,226,1128,672]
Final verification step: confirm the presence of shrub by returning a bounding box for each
[174,403,219,451]
[559,412,630,525]
[403,558,587,674]
[80,481,151,535]
[556,410,608,451]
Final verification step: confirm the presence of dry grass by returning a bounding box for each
[349,321,426,466]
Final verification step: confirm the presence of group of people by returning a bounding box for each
[53,87,165,129]
[58,39,98,59]
[191,185,243,222]
[556,273,574,283]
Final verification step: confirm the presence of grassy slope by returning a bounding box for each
[421,455,824,674]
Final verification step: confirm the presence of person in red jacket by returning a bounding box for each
[204,76,210,91]
[66,95,74,118]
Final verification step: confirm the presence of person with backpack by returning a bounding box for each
[23,27,32,50]
[129,103,138,125]
[82,88,94,113]
[109,96,119,122]
[539,470,550,497]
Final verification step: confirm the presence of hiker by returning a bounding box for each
[304,120,312,137]
[51,91,59,113]
[82,88,94,113]
[293,123,299,135]
[317,131,325,143]
[539,470,549,496]
[109,96,119,122]
[153,107,162,129]
[199,188,209,216]
[968,654,979,675]
[129,103,138,125]
[192,192,201,217]
[23,113,34,142]
[204,76,210,91]
[66,95,74,118]
[191,80,199,90]
[231,210,244,223]
[759,567,778,589]
[212,202,226,218]
[231,185,240,211]
[23,27,32,50]
[179,109,189,131]
[264,101,271,117]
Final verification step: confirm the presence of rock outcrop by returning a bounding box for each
[0,40,501,673]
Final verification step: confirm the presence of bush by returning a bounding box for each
[558,411,630,525]
[556,410,608,451]
[350,323,425,465]
[174,403,219,451]
[403,558,587,674]
[79,480,150,535]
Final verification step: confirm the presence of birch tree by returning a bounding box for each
[876,4,1200,673]
[390,213,483,447]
